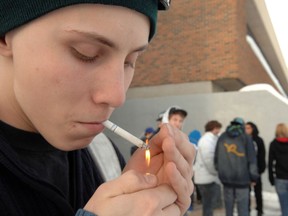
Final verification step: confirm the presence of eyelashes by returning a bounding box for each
[71,47,98,63]
[71,47,137,69]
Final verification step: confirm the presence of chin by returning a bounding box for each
[52,137,94,151]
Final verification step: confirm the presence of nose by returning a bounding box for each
[91,60,127,108]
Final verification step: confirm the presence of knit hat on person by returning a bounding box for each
[145,127,155,134]
[188,130,201,146]
[231,117,245,126]
[0,0,169,41]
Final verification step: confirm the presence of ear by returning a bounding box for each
[0,35,13,57]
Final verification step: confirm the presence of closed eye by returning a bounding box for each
[71,47,98,63]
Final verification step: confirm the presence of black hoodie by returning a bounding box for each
[268,137,288,185]
[0,121,125,215]
[246,122,266,174]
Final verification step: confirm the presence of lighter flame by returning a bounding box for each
[145,139,150,167]
[145,149,150,167]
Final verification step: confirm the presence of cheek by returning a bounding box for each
[12,39,61,91]
[14,58,62,101]
[13,50,86,125]
[12,32,83,98]
[245,128,251,134]
[13,40,88,100]
[170,119,179,127]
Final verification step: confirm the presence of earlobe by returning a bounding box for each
[0,36,13,57]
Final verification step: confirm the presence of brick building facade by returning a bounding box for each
[130,0,278,95]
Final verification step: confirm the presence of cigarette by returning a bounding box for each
[103,120,149,149]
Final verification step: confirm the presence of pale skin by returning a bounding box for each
[211,127,221,136]
[245,124,253,136]
[169,114,185,130]
[0,4,195,216]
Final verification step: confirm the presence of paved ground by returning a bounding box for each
[185,191,281,216]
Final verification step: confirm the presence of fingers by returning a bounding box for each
[161,134,193,180]
[149,124,196,214]
[149,123,195,183]
[98,170,158,197]
[162,203,181,216]
[126,184,180,216]
[85,172,180,216]
[166,158,193,214]
[150,124,196,167]
[165,162,194,215]
[139,184,177,211]
[84,170,158,214]
[117,184,179,216]
[123,124,195,215]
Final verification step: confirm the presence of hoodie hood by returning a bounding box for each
[161,107,172,124]
[226,124,244,138]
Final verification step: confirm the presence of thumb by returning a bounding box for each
[97,170,158,197]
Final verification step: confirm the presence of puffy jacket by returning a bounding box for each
[194,132,219,184]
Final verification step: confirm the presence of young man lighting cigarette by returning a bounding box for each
[0,0,195,215]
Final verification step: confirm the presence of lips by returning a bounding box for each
[78,121,105,134]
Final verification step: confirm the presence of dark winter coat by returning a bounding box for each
[0,121,125,216]
[268,138,288,185]
[246,122,266,174]
[214,124,259,187]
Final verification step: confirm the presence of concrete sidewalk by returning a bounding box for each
[186,191,281,216]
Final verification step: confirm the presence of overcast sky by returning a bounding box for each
[265,0,288,68]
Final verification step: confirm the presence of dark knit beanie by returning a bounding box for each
[0,0,162,41]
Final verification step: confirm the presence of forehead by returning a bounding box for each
[16,4,150,48]
[169,113,185,120]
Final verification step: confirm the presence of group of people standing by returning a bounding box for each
[194,117,288,216]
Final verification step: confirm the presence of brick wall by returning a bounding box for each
[132,0,274,89]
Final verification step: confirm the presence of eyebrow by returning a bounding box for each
[66,29,148,53]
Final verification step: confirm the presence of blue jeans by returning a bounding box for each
[223,186,249,216]
[275,178,288,216]
[198,182,220,216]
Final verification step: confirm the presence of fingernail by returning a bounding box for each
[144,173,157,184]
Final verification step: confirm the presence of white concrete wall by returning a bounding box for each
[105,90,288,193]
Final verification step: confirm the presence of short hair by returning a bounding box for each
[275,123,288,138]
[168,107,187,119]
[205,120,222,132]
